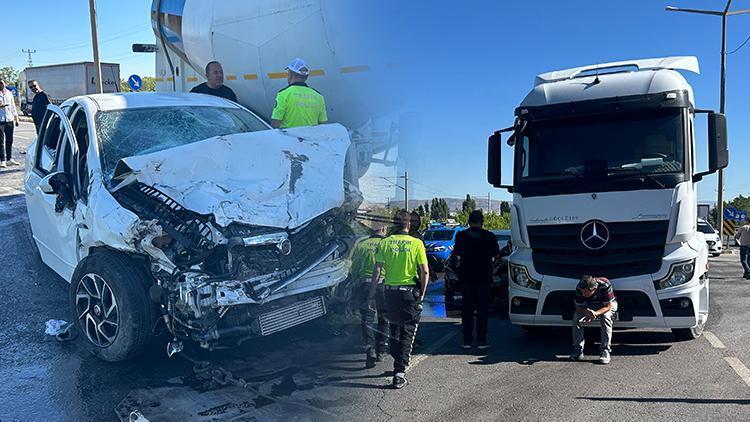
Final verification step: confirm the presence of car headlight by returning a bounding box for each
[656,259,696,289]
[433,246,446,251]
[510,264,541,290]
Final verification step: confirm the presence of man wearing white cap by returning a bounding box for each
[271,58,328,128]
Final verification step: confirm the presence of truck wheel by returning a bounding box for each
[671,322,705,341]
[69,251,154,362]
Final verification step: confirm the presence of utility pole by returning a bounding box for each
[487,192,491,213]
[666,1,750,246]
[88,0,103,94]
[21,49,36,67]
[402,171,408,211]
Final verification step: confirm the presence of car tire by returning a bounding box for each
[671,322,704,341]
[69,251,154,362]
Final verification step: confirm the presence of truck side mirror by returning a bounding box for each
[488,131,502,187]
[708,113,728,172]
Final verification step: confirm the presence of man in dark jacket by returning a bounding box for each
[190,61,237,102]
[29,80,50,133]
[452,210,500,349]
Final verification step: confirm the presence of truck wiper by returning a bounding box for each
[607,167,665,188]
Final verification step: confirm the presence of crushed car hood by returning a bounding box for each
[113,124,351,228]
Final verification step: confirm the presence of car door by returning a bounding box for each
[26,105,81,282]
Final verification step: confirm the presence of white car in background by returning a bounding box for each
[24,92,356,361]
[697,218,722,257]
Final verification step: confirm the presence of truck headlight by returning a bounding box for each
[656,260,696,289]
[510,264,541,290]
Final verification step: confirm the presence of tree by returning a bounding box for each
[424,201,430,217]
[500,201,511,215]
[120,76,158,92]
[416,205,425,216]
[456,210,510,230]
[0,66,19,85]
[461,194,476,214]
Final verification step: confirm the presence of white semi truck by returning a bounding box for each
[487,57,729,340]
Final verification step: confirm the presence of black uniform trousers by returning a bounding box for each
[385,286,421,373]
[0,121,13,161]
[462,283,490,343]
[356,281,389,357]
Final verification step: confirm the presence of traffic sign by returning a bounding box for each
[724,207,737,221]
[723,219,735,236]
[739,211,748,222]
[6,86,17,96]
[128,74,143,91]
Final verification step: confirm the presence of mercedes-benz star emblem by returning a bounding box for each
[580,220,609,250]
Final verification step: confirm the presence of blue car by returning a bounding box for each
[424,226,465,271]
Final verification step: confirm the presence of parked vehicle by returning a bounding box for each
[487,56,728,340]
[697,218,722,257]
[25,92,356,361]
[19,62,120,115]
[424,225,464,271]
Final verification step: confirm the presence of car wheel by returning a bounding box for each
[69,251,154,362]
[671,322,704,341]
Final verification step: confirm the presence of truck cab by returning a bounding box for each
[487,57,728,340]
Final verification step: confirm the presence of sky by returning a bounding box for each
[3,0,750,204]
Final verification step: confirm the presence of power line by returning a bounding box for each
[728,32,750,54]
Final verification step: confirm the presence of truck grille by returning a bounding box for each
[528,221,668,279]
[258,296,326,336]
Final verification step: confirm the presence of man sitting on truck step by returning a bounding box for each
[571,275,618,365]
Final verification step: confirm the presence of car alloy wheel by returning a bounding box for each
[75,273,120,347]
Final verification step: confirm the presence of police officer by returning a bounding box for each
[350,221,389,368]
[271,58,328,128]
[371,210,429,389]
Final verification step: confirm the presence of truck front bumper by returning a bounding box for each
[509,273,708,329]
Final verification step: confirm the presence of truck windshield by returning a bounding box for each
[424,230,454,241]
[517,109,684,182]
[96,106,269,182]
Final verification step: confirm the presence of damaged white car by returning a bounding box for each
[25,93,358,361]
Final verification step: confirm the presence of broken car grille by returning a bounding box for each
[232,213,337,289]
[113,182,214,252]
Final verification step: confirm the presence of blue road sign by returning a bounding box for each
[7,86,17,96]
[128,74,143,91]
[724,207,737,220]
[740,211,747,222]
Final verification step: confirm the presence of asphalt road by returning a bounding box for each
[2,121,750,421]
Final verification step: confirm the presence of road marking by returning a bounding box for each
[703,331,726,349]
[724,357,750,387]
[408,330,457,371]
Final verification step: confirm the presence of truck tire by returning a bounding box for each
[671,322,704,341]
[69,251,154,362]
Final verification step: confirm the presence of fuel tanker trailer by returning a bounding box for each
[149,0,405,183]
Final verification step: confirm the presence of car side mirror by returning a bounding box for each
[40,171,75,211]
[708,112,728,172]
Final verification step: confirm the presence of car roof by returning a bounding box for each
[492,229,511,236]
[71,92,242,112]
